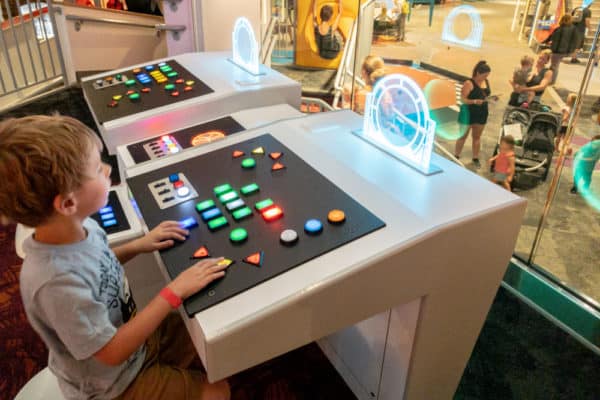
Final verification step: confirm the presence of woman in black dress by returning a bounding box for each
[455,61,492,169]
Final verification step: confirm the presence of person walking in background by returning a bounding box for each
[455,61,493,169]
[545,14,578,84]
[394,0,410,41]
[570,4,591,63]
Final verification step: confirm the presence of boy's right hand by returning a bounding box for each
[168,257,228,299]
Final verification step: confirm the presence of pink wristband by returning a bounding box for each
[160,287,182,309]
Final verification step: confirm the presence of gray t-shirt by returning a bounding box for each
[20,218,145,400]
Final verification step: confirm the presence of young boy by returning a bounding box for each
[488,135,516,191]
[0,115,230,400]
[511,55,535,105]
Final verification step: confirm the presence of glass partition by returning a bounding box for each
[268,1,600,309]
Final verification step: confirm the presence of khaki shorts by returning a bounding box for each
[113,313,222,400]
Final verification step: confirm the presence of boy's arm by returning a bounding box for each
[488,154,498,164]
[94,257,228,366]
[111,221,188,264]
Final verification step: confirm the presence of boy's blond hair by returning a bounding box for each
[0,115,102,227]
[520,55,534,67]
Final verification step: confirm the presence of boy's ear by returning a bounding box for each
[53,192,78,216]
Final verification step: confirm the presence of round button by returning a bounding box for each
[230,228,248,243]
[112,95,123,101]
[171,91,180,97]
[128,92,140,102]
[107,100,118,108]
[95,79,104,86]
[164,83,175,91]
[176,186,190,197]
[241,158,256,169]
[280,229,298,246]
[327,209,346,224]
[115,74,122,81]
[304,219,323,235]
[141,87,151,93]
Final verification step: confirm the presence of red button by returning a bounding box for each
[243,251,264,267]
[184,86,193,92]
[261,206,283,222]
[141,87,151,93]
[173,180,184,188]
[193,245,210,259]
[175,78,184,84]
[171,91,180,97]
[232,150,245,158]
[107,101,118,108]
[271,162,286,171]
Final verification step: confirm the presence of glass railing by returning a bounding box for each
[268,0,600,309]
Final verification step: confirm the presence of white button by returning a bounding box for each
[176,186,190,197]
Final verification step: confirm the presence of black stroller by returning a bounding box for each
[492,106,560,190]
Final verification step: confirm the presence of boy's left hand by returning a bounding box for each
[134,221,189,253]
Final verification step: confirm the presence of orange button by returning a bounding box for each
[232,150,245,158]
[184,86,193,92]
[132,68,142,73]
[327,209,346,224]
[171,91,180,97]
[175,78,184,84]
[141,87,151,93]
[193,245,210,259]
[271,162,285,171]
[269,152,283,160]
[243,251,264,267]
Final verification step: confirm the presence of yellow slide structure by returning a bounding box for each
[296,0,359,69]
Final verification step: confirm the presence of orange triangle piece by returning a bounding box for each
[232,150,245,158]
[271,162,286,171]
[243,251,263,267]
[193,245,210,259]
[269,152,283,160]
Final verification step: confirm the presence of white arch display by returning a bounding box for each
[359,74,439,175]
[442,5,483,49]
[231,17,260,75]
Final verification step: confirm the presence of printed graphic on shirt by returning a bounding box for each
[98,247,137,324]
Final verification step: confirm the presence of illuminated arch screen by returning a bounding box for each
[441,5,483,49]
[355,74,440,175]
[230,17,261,75]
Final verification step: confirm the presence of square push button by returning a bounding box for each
[196,199,215,213]
[218,191,238,204]
[255,198,273,211]
[208,216,228,231]
[232,206,252,221]
[214,183,232,196]
[241,183,259,196]
[169,173,180,183]
[201,207,222,222]
[226,198,245,211]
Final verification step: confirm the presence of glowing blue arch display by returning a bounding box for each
[231,17,260,75]
[360,74,439,175]
[442,5,483,49]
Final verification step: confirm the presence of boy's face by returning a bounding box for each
[72,146,111,218]
[522,62,532,70]
[500,142,513,153]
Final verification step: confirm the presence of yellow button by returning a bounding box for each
[327,209,346,224]
[112,95,123,101]
[217,258,234,267]
[185,80,195,86]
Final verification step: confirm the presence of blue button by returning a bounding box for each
[168,173,180,183]
[145,65,155,71]
[99,206,113,214]
[179,217,198,229]
[102,219,118,228]
[201,207,222,222]
[304,219,323,235]
[100,212,115,220]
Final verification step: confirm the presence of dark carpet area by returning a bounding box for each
[2,87,600,399]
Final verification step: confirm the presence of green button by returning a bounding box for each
[207,216,228,231]
[125,79,136,86]
[128,93,140,101]
[195,199,215,213]
[229,228,248,243]
[255,198,273,211]
[241,183,259,196]
[160,66,173,72]
[213,183,232,196]
[241,158,256,169]
[232,206,252,221]
[165,83,175,91]
[218,190,238,204]
[167,71,178,78]
[116,74,122,80]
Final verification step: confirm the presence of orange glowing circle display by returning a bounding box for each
[190,130,226,147]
